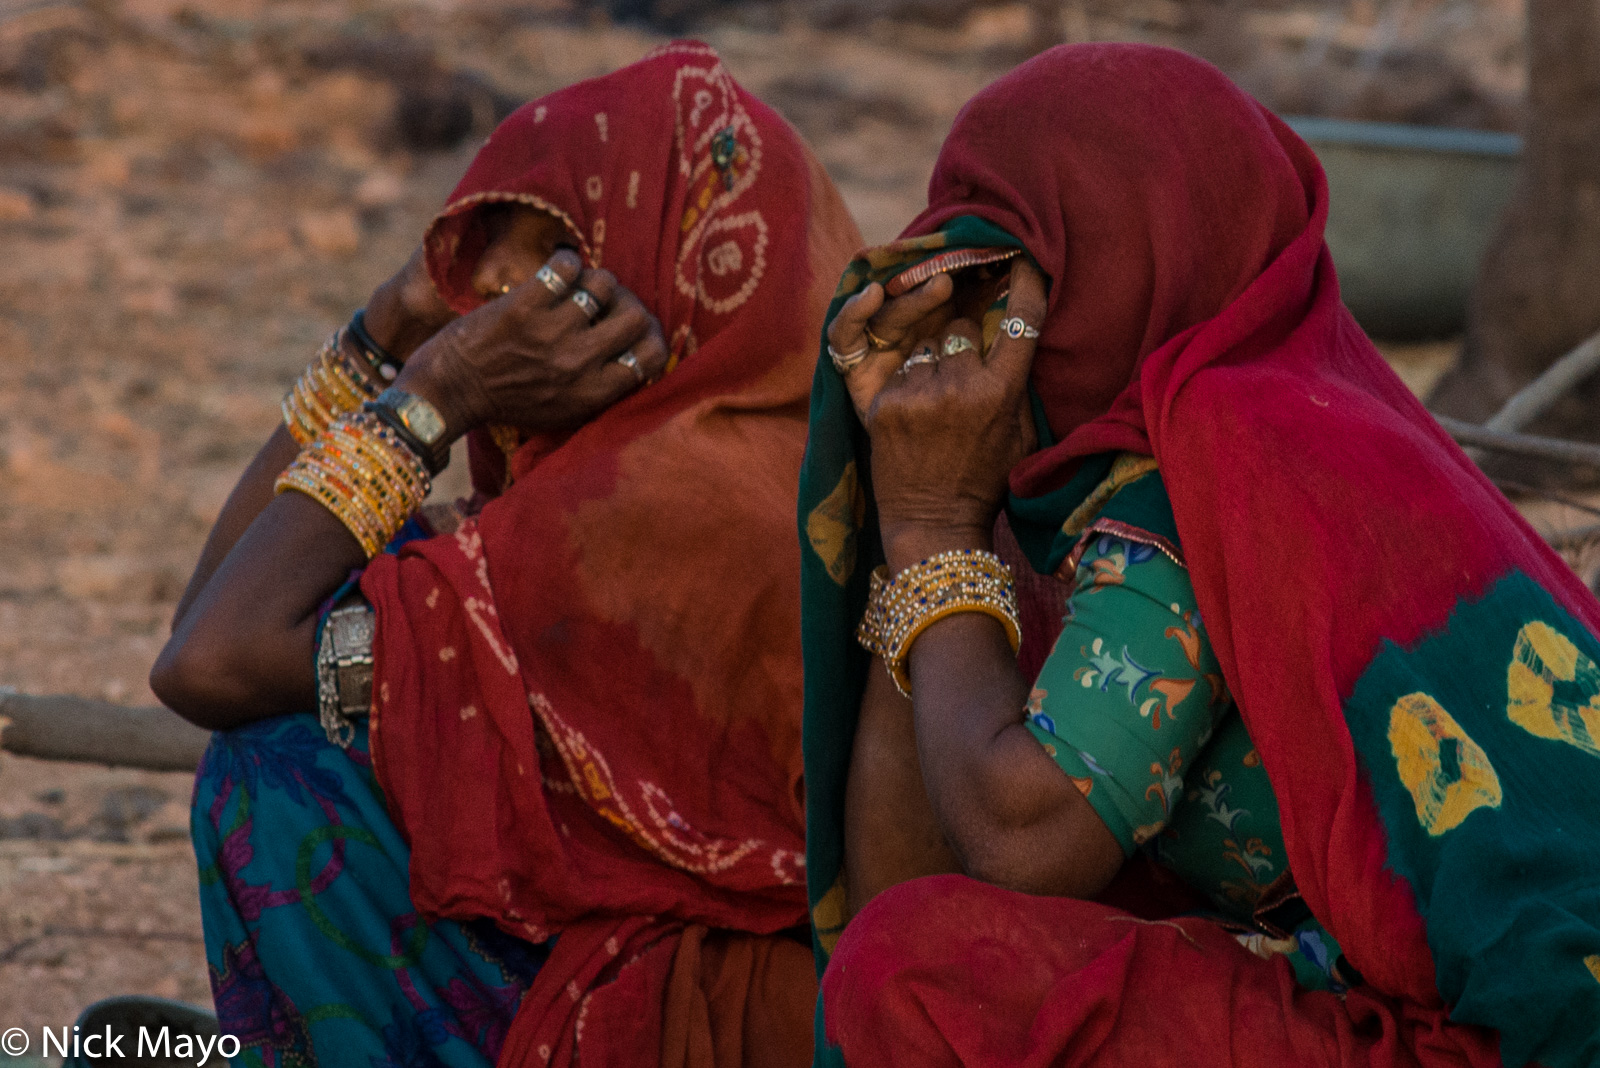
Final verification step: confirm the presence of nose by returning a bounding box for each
[471,240,525,299]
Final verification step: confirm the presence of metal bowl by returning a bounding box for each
[1285,116,1521,341]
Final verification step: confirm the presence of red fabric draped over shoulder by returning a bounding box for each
[361,42,860,1068]
[825,43,1600,1067]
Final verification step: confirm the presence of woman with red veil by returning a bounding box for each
[157,43,858,1068]
[799,42,1600,1068]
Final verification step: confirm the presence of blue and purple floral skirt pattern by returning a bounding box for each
[192,714,547,1067]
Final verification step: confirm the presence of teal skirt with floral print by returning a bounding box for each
[192,714,547,1067]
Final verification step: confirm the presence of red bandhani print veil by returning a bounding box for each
[361,42,860,1068]
[798,43,1600,1068]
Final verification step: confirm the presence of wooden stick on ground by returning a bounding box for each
[1484,328,1600,434]
[1434,415,1600,469]
[0,690,210,771]
[1543,523,1600,552]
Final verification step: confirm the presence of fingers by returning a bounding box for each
[587,323,671,401]
[560,266,616,326]
[583,285,655,364]
[983,260,1046,396]
[828,276,956,425]
[826,274,953,358]
[869,272,953,350]
[827,283,885,354]
[937,319,982,370]
[494,247,583,314]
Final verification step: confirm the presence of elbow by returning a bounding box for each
[150,628,260,731]
[944,818,1049,895]
[935,753,1122,898]
[933,793,1044,892]
[952,823,1117,900]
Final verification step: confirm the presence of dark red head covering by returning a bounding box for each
[363,42,859,1067]
[930,40,1600,1024]
[809,44,1600,1068]
[426,40,829,493]
[902,44,1316,495]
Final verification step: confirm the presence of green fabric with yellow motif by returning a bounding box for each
[797,217,1030,1068]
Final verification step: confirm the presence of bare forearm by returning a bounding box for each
[172,291,421,628]
[844,662,961,917]
[153,493,366,728]
[172,427,300,626]
[906,612,1122,896]
[886,526,1123,897]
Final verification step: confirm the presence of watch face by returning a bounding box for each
[399,395,446,445]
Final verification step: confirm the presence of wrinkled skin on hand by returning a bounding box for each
[395,247,670,440]
[826,260,1046,565]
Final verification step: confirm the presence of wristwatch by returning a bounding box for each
[367,387,451,474]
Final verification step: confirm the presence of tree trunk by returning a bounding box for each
[1428,0,1600,433]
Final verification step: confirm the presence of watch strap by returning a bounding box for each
[367,387,451,475]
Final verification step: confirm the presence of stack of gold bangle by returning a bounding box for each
[857,549,1021,698]
[274,410,431,558]
[282,331,384,445]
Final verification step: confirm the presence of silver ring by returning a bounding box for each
[942,334,976,357]
[898,349,939,374]
[999,316,1040,340]
[615,352,645,383]
[534,264,568,296]
[570,289,603,322]
[828,342,869,374]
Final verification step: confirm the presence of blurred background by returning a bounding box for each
[0,0,1586,1040]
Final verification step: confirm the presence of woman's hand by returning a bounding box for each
[394,249,670,440]
[361,244,460,363]
[862,260,1046,570]
[826,274,955,423]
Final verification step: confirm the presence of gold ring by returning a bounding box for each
[864,324,892,351]
[942,334,976,357]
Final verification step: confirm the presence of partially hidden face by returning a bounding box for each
[467,203,577,300]
[891,252,1023,356]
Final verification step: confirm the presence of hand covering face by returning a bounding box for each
[363,41,861,1068]
[800,43,1600,1068]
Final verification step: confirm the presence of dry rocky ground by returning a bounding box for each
[0,0,1569,1045]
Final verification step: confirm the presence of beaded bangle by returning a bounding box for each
[274,410,431,557]
[856,549,1021,698]
[282,331,384,445]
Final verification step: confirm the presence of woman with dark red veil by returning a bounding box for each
[799,43,1600,1068]
[155,43,859,1067]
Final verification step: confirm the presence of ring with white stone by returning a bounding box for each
[829,342,870,374]
[534,263,569,296]
[998,316,1040,340]
[570,289,603,322]
[898,348,939,374]
[942,334,976,357]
